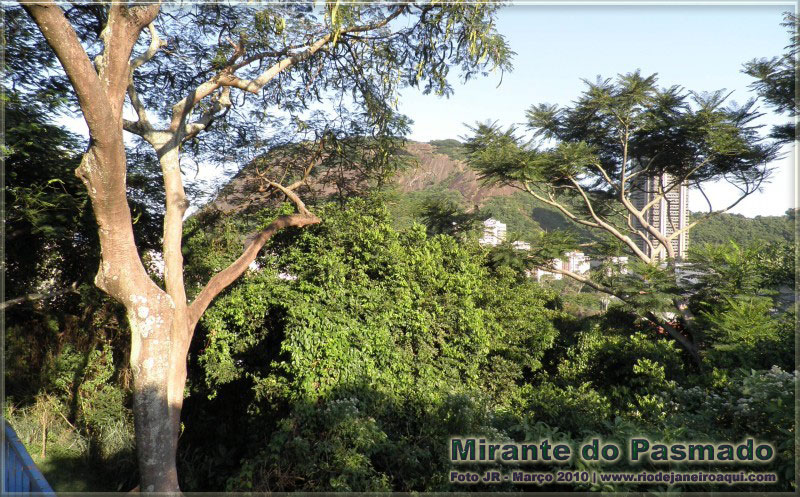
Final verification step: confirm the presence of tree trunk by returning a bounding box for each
[21,4,182,490]
[128,300,182,492]
[22,3,323,491]
[644,309,702,369]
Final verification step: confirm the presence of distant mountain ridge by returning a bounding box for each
[208,139,514,213]
[208,139,794,247]
[394,141,517,204]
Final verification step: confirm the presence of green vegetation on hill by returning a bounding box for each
[382,186,472,233]
[213,137,794,252]
[182,199,563,491]
[480,192,602,242]
[429,139,468,161]
[391,147,795,249]
[180,198,793,492]
[690,210,794,246]
[479,199,796,248]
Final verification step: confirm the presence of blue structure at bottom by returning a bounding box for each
[4,421,55,494]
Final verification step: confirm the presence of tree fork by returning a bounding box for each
[23,2,184,492]
[23,1,510,491]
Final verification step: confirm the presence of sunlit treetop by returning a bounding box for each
[9,1,514,170]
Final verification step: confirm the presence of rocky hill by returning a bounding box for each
[393,141,517,204]
[208,139,515,213]
[205,138,794,247]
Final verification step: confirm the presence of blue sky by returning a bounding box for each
[62,3,794,217]
[398,4,796,217]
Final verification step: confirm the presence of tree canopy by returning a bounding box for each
[743,13,798,143]
[465,71,779,264]
[17,1,513,491]
[461,71,782,364]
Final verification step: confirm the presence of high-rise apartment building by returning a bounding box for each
[479,218,507,247]
[629,172,690,260]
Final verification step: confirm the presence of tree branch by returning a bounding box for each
[183,87,232,141]
[187,213,320,328]
[624,155,659,184]
[131,22,164,71]
[126,22,165,132]
[126,3,162,31]
[624,207,656,253]
[123,118,152,137]
[593,161,619,193]
[169,79,222,134]
[620,172,692,260]
[522,182,601,229]
[0,282,79,311]
[231,43,308,72]
[667,181,758,241]
[217,33,334,95]
[567,176,652,262]
[94,4,160,121]
[267,181,313,216]
[541,265,701,366]
[695,181,714,213]
[22,1,115,143]
[169,6,405,135]
[186,133,329,327]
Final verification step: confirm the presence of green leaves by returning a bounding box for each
[472,70,779,196]
[465,120,602,191]
[462,70,783,358]
[525,103,561,140]
[464,122,535,184]
[688,241,786,298]
[702,296,779,346]
[542,141,598,179]
[184,198,564,490]
[181,198,796,492]
[196,198,559,406]
[743,13,798,143]
[113,1,513,170]
[687,241,794,371]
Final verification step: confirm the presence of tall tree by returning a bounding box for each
[19,1,512,491]
[464,71,779,362]
[743,12,798,143]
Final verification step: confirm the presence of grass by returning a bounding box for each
[35,448,109,492]
[6,403,137,492]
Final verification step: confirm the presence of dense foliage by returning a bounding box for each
[743,12,798,143]
[179,199,561,490]
[168,199,796,492]
[7,191,795,491]
[690,210,794,246]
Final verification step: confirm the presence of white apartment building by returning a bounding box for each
[511,240,531,251]
[590,256,629,276]
[479,218,507,247]
[534,252,592,282]
[630,172,690,260]
[478,217,612,283]
[535,258,564,281]
[564,251,591,274]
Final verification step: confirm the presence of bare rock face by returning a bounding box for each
[206,140,516,214]
[395,142,516,205]
[210,170,277,214]
[208,145,325,215]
